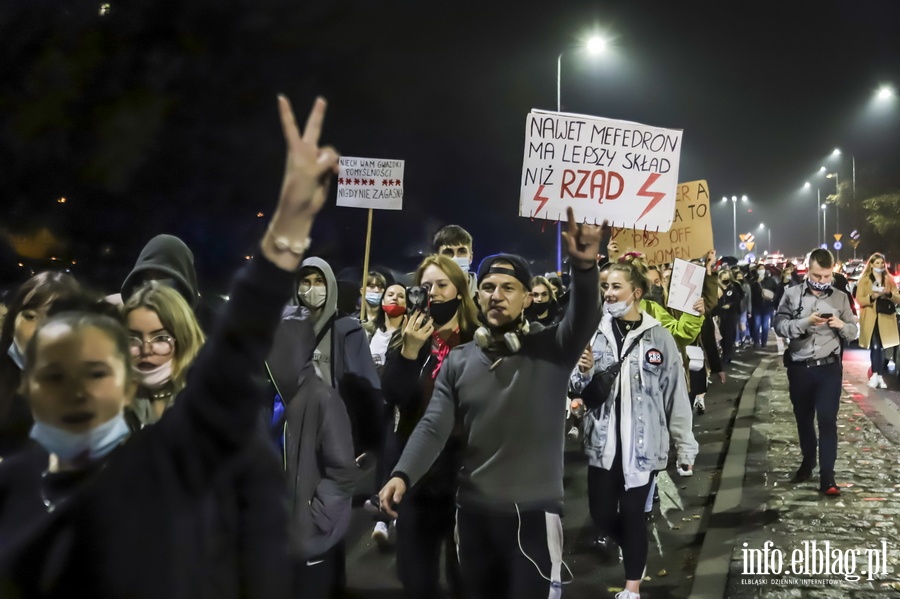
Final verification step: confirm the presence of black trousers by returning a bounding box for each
[456,506,563,599]
[587,465,655,581]
[786,360,842,482]
[395,491,462,599]
[719,312,740,363]
[870,323,886,375]
[293,543,345,599]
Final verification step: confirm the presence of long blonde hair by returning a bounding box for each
[861,252,887,283]
[415,255,479,341]
[123,282,205,391]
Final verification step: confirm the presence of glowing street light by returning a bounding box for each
[587,36,607,55]
[877,85,895,101]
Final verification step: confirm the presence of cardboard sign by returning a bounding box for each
[336,157,404,210]
[519,109,682,231]
[609,180,713,265]
[667,258,706,316]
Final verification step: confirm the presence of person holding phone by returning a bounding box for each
[379,255,479,599]
[856,252,900,389]
[774,249,858,496]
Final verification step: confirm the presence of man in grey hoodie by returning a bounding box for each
[379,209,605,599]
[288,257,383,456]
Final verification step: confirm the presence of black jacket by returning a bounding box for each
[0,257,293,599]
[381,335,467,498]
[267,314,357,560]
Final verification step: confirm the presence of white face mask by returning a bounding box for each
[133,360,173,390]
[874,267,886,274]
[300,286,327,309]
[452,257,471,275]
[757,270,766,277]
[30,412,130,464]
[604,291,636,318]
[7,341,25,370]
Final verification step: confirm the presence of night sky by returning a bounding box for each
[2,0,899,292]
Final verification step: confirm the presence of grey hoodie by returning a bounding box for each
[288,257,384,454]
[267,313,357,560]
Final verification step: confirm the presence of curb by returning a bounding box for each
[688,356,776,599]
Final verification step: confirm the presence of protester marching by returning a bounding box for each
[0,71,883,599]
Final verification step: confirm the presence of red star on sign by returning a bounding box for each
[369,179,375,186]
[338,177,344,185]
[382,179,389,186]
[395,179,402,186]
[386,180,393,186]
[354,178,361,185]
[361,179,368,186]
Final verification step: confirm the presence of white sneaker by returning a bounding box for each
[615,590,641,599]
[567,426,580,440]
[693,395,705,413]
[878,375,888,389]
[372,521,389,546]
[869,374,879,388]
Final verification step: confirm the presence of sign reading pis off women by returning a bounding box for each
[519,109,682,231]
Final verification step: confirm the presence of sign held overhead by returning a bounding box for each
[519,109,683,231]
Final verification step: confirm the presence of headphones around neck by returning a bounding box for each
[474,319,531,354]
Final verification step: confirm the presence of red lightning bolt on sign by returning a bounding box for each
[680,266,698,304]
[635,173,666,222]
[533,185,550,216]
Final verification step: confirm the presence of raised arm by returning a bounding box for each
[555,208,604,365]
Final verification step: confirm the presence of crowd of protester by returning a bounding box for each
[0,94,883,599]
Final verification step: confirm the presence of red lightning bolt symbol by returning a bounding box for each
[680,266,698,302]
[533,184,550,216]
[635,173,666,222]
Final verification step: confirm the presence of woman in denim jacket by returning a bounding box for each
[570,258,698,599]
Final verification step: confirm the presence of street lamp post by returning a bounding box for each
[759,223,772,253]
[554,36,606,272]
[821,204,827,247]
[826,171,841,259]
[723,195,747,255]
[803,182,820,246]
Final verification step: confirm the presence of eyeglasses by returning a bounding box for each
[128,334,175,357]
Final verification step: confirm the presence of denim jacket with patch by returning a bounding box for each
[570,313,698,476]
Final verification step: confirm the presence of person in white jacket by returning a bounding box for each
[570,256,698,599]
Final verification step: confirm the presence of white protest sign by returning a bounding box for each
[667,258,705,316]
[519,109,682,231]
[336,157,404,210]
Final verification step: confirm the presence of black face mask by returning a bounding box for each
[429,297,461,326]
[524,301,548,320]
[646,285,665,305]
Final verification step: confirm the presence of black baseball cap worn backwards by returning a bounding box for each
[476,254,533,291]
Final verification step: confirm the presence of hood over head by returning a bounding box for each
[267,313,318,403]
[121,235,199,308]
[294,257,338,334]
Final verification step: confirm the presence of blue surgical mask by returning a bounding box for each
[874,267,886,274]
[7,341,25,371]
[30,412,131,464]
[364,291,382,306]
[452,257,470,275]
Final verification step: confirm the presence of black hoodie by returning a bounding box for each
[122,235,200,308]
